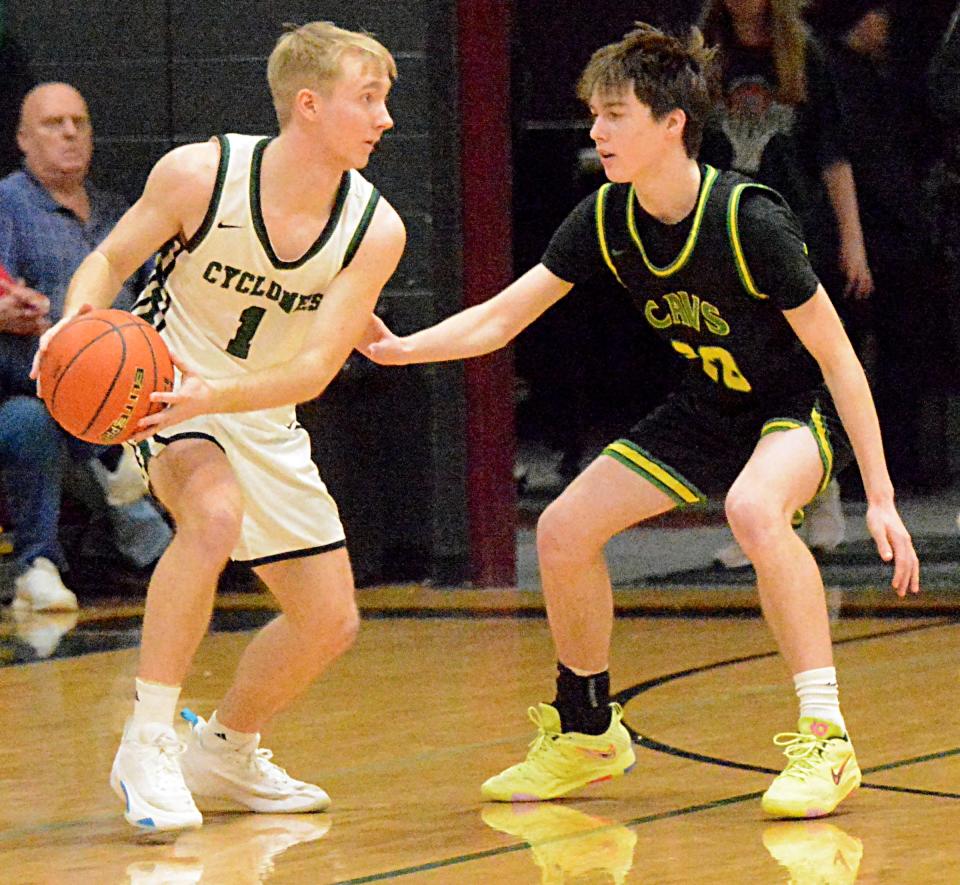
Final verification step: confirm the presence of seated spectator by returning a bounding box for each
[0,82,171,611]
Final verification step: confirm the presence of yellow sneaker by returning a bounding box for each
[482,804,637,885]
[763,821,863,884]
[761,717,861,818]
[481,703,636,802]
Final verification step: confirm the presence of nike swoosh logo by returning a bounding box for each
[832,754,852,784]
[579,743,618,760]
[217,221,243,229]
[611,248,628,256]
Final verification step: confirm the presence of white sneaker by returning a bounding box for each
[12,558,78,612]
[805,479,846,552]
[90,446,148,506]
[713,538,751,569]
[110,720,203,832]
[179,709,330,813]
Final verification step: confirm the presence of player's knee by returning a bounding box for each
[305,599,359,658]
[724,488,780,550]
[536,502,594,568]
[334,604,360,652]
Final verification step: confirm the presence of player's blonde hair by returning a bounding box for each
[267,21,397,128]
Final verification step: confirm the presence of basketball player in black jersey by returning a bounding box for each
[360,22,918,819]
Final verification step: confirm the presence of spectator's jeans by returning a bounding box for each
[0,394,101,575]
[0,336,102,576]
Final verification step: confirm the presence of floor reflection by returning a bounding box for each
[11,609,80,658]
[482,804,637,884]
[125,813,331,884]
[762,821,863,884]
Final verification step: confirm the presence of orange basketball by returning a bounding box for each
[39,308,174,444]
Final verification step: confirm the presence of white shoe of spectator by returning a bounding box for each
[90,446,148,506]
[12,557,79,612]
[805,479,845,552]
[713,538,752,569]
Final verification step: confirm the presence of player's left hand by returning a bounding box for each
[131,350,214,440]
[839,237,874,300]
[865,502,920,597]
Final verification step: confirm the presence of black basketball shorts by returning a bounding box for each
[601,385,853,508]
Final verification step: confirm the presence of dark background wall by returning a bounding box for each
[3,0,470,586]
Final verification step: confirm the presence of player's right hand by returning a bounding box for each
[30,302,93,387]
[355,313,412,365]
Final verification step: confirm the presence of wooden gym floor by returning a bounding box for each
[1,586,959,883]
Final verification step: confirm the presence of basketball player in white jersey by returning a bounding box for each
[32,22,405,831]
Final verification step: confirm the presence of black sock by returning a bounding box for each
[553,661,612,735]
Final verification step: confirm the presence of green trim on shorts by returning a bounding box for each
[760,406,834,496]
[602,439,706,507]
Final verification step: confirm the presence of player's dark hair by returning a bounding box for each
[577,23,719,158]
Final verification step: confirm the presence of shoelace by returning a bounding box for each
[522,703,623,775]
[143,733,191,793]
[771,732,828,781]
[246,747,295,786]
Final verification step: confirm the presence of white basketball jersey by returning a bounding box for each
[134,133,380,403]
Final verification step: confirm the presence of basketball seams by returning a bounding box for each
[78,327,127,437]
[48,322,124,421]
[41,309,173,444]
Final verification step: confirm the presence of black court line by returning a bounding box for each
[614,618,960,800]
[333,618,960,884]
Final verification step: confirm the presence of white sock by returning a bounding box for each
[204,710,259,751]
[793,666,846,732]
[132,678,180,729]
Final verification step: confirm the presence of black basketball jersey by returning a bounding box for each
[543,164,822,413]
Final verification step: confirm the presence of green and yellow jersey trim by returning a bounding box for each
[727,182,775,300]
[624,164,719,277]
[603,439,705,507]
[595,184,625,286]
[728,182,810,300]
[760,405,834,495]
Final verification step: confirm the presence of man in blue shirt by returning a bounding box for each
[0,82,170,613]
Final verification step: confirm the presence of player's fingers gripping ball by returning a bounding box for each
[39,308,174,444]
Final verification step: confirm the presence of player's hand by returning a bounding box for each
[30,302,93,386]
[131,350,212,440]
[355,313,413,365]
[865,502,920,597]
[839,237,874,300]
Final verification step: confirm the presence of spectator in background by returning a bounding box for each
[0,82,171,612]
[825,3,951,492]
[698,0,873,567]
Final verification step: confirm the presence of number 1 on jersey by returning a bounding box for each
[227,306,266,359]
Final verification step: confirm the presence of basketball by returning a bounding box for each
[39,308,174,444]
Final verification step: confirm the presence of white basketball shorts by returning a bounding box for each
[133,409,345,565]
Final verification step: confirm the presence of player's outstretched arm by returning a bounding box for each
[784,286,920,597]
[357,263,574,366]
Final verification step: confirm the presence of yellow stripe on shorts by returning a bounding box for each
[604,441,702,505]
